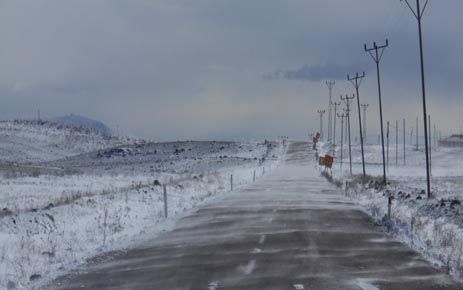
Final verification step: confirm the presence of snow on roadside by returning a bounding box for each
[316,141,463,282]
[0,140,287,290]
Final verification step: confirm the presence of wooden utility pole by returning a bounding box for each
[361,104,369,141]
[403,119,406,165]
[402,0,431,198]
[416,117,419,150]
[387,121,390,172]
[317,110,326,141]
[331,101,341,156]
[429,115,431,177]
[365,39,389,184]
[396,120,399,166]
[337,112,346,170]
[348,72,367,177]
[326,81,335,142]
[341,94,355,176]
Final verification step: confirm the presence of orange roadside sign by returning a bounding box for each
[324,155,333,169]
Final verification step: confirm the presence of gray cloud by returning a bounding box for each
[0,0,462,139]
[265,63,366,82]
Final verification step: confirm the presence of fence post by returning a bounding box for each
[230,174,233,191]
[163,184,168,218]
[411,216,415,248]
[253,170,256,182]
[388,196,392,219]
[103,208,108,247]
[345,181,348,197]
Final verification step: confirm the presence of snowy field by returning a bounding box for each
[0,121,287,289]
[317,140,463,282]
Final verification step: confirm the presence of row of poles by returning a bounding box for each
[323,112,439,171]
[317,0,432,198]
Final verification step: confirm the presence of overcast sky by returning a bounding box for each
[0,0,462,140]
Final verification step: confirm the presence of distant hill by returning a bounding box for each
[0,120,121,163]
[50,114,112,135]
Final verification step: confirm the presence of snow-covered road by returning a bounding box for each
[49,141,461,290]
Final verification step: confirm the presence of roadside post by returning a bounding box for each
[388,196,392,220]
[163,184,168,218]
[230,174,233,191]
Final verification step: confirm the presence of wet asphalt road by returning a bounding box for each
[50,141,461,290]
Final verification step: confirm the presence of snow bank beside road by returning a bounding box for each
[346,179,463,281]
[316,141,463,282]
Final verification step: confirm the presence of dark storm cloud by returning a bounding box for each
[265,63,366,81]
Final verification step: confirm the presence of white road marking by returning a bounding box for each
[368,237,389,243]
[259,235,266,244]
[240,259,256,275]
[250,248,262,253]
[208,281,219,290]
[293,284,305,290]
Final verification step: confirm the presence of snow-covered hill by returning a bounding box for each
[50,114,112,136]
[0,120,121,163]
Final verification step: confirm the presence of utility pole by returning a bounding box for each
[365,39,388,184]
[401,0,431,198]
[326,81,335,142]
[416,117,419,150]
[410,128,413,145]
[345,113,349,143]
[403,119,406,165]
[331,101,341,156]
[341,94,355,176]
[348,72,366,177]
[387,121,390,172]
[429,115,431,176]
[361,104,369,142]
[396,120,399,166]
[337,112,346,170]
[317,110,326,141]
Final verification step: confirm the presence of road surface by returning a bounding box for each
[50,141,461,290]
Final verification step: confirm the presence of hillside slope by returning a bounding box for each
[50,114,112,135]
[0,120,121,163]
